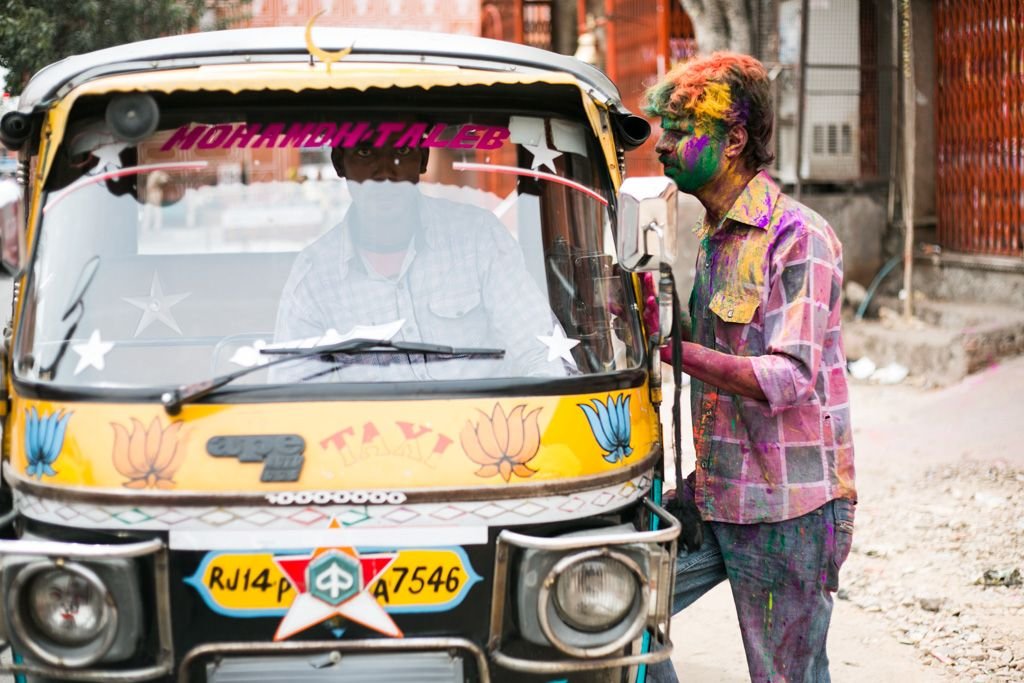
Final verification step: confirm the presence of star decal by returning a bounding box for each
[71,330,115,375]
[523,139,562,174]
[272,523,400,641]
[87,142,127,175]
[122,273,190,337]
[537,324,580,365]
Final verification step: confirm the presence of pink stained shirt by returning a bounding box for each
[685,171,856,524]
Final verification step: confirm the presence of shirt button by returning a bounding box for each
[727,309,734,319]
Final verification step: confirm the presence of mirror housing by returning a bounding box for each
[616,176,677,272]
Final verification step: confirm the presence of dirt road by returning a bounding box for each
[665,356,1024,682]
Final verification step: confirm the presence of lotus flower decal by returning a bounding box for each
[25,408,72,479]
[460,404,542,482]
[580,395,633,463]
[111,418,186,489]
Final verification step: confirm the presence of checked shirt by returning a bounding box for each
[687,171,856,524]
[273,193,561,382]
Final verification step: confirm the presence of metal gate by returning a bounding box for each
[935,0,1024,257]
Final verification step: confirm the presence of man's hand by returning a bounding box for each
[664,475,704,552]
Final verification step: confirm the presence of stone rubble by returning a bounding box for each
[841,461,1024,681]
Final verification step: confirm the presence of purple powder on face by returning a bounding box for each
[683,135,712,166]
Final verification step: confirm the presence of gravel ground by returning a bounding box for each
[841,459,1024,682]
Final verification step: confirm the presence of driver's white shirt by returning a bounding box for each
[272,194,563,382]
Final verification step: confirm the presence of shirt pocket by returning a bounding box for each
[425,290,486,346]
[708,289,760,324]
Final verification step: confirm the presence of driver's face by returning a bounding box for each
[337,143,427,183]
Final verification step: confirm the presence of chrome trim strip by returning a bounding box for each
[498,498,681,550]
[0,509,16,529]
[489,641,673,674]
[0,537,173,682]
[0,537,163,559]
[178,637,491,683]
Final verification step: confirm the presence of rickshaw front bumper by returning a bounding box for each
[0,498,679,682]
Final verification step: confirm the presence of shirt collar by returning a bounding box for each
[693,170,780,238]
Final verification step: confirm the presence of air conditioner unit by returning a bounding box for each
[775,0,861,183]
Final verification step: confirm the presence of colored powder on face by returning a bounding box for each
[691,82,733,124]
[682,134,712,167]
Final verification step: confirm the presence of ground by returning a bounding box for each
[0,271,1021,681]
[666,355,1024,682]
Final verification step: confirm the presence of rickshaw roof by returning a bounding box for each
[18,26,628,113]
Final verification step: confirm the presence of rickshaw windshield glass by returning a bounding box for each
[19,101,643,390]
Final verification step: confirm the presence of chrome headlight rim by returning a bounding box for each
[537,548,649,658]
[7,559,119,667]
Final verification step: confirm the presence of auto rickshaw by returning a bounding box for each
[0,24,682,682]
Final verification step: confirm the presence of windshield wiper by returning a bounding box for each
[161,337,505,415]
[35,256,100,380]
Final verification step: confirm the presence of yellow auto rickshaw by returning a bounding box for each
[0,24,681,682]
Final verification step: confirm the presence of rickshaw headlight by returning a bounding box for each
[553,557,637,631]
[28,567,110,646]
[7,560,120,667]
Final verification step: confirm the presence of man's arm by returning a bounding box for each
[680,341,766,400]
[671,220,838,411]
[747,221,840,414]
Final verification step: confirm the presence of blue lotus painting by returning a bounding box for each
[579,395,632,463]
[24,408,72,479]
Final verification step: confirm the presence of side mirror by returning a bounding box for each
[616,176,677,272]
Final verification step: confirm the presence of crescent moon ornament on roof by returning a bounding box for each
[305,11,353,72]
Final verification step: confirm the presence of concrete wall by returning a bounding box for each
[803,192,887,288]
[914,258,1024,309]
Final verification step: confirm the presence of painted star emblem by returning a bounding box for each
[71,329,115,375]
[122,273,190,337]
[523,140,562,174]
[88,142,127,174]
[273,541,400,641]
[537,324,580,365]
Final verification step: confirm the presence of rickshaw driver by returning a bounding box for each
[272,138,567,382]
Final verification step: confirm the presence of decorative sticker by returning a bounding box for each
[122,272,190,337]
[72,329,115,375]
[185,541,482,637]
[460,404,542,482]
[206,435,305,482]
[536,324,580,366]
[160,122,511,153]
[320,417,455,469]
[111,418,186,489]
[24,408,72,480]
[580,395,633,463]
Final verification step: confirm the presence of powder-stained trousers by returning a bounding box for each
[646,494,855,682]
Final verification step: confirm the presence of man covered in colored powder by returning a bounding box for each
[643,53,857,682]
[273,135,564,381]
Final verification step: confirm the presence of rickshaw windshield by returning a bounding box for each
[17,93,643,392]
